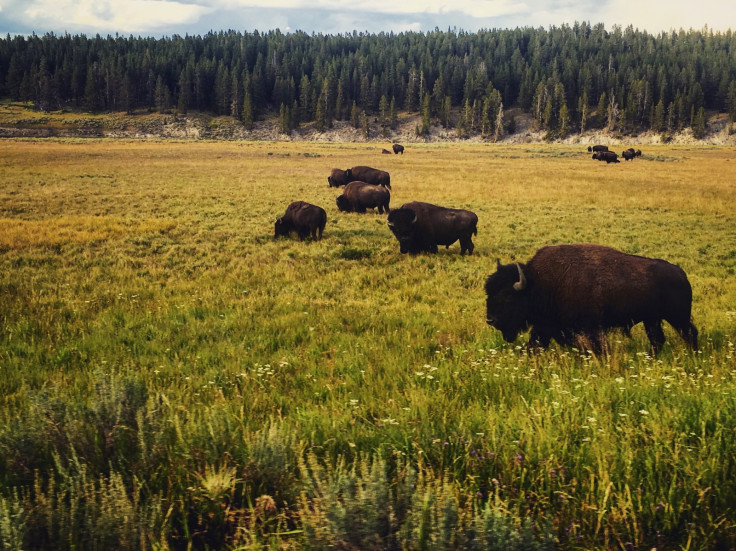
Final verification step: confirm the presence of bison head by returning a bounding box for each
[484,260,531,342]
[274,217,292,238]
[336,195,352,212]
[387,208,419,254]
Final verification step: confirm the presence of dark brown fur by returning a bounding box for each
[274,201,327,241]
[592,151,619,163]
[347,166,391,189]
[387,201,478,255]
[336,181,391,213]
[328,168,351,187]
[392,143,405,155]
[588,145,609,152]
[484,244,698,353]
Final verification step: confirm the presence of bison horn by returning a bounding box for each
[411,212,417,224]
[513,263,527,291]
[387,221,395,228]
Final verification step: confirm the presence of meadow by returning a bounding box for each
[0,139,735,550]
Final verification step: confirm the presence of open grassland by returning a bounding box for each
[1,139,735,550]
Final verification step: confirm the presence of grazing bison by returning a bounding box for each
[382,148,392,154]
[387,201,478,255]
[347,166,391,189]
[622,148,642,160]
[336,181,391,214]
[592,151,620,163]
[587,145,609,152]
[328,168,352,187]
[274,201,327,241]
[392,143,405,155]
[484,244,698,354]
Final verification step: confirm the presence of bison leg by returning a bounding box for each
[672,321,699,350]
[460,235,474,255]
[644,321,666,354]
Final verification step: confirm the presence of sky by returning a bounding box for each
[0,0,733,38]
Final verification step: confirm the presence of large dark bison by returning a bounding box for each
[328,168,351,187]
[328,166,391,189]
[592,151,620,163]
[484,244,698,353]
[336,181,390,214]
[347,166,391,189]
[622,148,642,161]
[387,201,478,255]
[587,145,609,152]
[274,201,327,241]
[392,143,405,155]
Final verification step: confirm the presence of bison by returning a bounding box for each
[484,243,698,354]
[328,168,351,187]
[336,181,390,214]
[274,201,327,241]
[592,151,620,163]
[392,143,405,155]
[622,148,642,161]
[347,166,391,189]
[382,148,392,154]
[387,201,478,255]
[622,148,635,161]
[587,145,609,152]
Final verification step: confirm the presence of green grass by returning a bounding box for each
[1,140,735,549]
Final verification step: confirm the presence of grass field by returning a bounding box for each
[1,139,735,549]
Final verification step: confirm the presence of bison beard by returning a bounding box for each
[484,244,698,354]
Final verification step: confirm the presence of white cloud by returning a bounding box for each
[22,0,211,33]
[215,0,527,18]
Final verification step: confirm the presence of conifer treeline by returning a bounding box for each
[2,23,736,138]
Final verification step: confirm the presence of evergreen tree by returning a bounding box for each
[578,91,589,134]
[279,103,291,134]
[596,91,607,129]
[692,106,706,138]
[651,99,665,133]
[441,96,452,128]
[390,96,398,129]
[242,90,254,130]
[420,92,431,136]
[378,95,389,137]
[154,75,171,113]
[558,103,570,138]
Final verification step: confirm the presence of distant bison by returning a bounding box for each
[347,166,391,189]
[274,201,327,241]
[592,150,620,163]
[484,243,698,353]
[382,148,392,154]
[329,166,391,189]
[328,168,351,187]
[622,148,642,161]
[387,201,478,255]
[587,145,609,152]
[336,181,390,214]
[392,143,405,155]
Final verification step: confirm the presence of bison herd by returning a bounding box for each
[273,147,698,354]
[589,145,643,163]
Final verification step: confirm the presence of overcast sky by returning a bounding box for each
[0,0,733,38]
